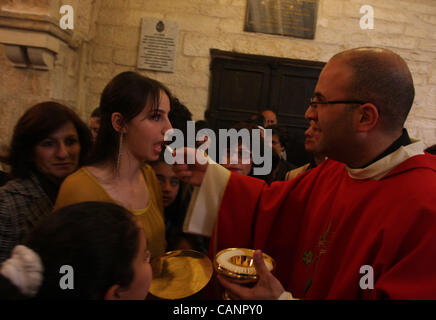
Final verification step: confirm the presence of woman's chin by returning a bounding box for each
[142,152,159,162]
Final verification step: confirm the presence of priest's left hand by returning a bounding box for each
[217,250,286,300]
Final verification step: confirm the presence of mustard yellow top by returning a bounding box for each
[54,164,166,259]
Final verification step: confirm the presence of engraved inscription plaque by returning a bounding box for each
[137,18,179,72]
[244,0,318,39]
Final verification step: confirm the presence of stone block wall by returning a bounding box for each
[83,0,436,146]
[1,0,436,147]
[0,0,100,146]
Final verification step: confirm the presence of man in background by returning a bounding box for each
[262,109,278,126]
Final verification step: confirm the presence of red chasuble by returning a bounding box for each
[213,155,436,299]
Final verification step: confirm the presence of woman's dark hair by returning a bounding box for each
[24,202,141,299]
[89,71,173,166]
[168,98,192,147]
[2,102,92,179]
[169,98,192,131]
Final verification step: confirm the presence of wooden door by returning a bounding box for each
[206,49,325,166]
[269,63,322,166]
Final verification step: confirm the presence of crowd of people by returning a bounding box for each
[0,47,435,300]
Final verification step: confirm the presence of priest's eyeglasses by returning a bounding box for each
[309,98,367,108]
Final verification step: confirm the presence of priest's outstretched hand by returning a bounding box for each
[217,250,294,300]
[172,147,209,186]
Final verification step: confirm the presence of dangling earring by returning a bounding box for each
[116,132,124,175]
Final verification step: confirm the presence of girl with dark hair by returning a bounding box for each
[150,155,209,254]
[55,72,172,259]
[0,202,151,300]
[0,102,92,263]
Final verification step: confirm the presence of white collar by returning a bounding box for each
[346,139,426,180]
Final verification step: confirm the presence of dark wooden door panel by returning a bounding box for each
[206,49,325,166]
[274,75,317,116]
[219,67,270,113]
[268,65,321,166]
[208,59,271,129]
[270,64,320,114]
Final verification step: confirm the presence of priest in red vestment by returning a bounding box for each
[173,47,436,299]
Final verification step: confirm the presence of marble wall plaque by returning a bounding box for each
[137,18,178,72]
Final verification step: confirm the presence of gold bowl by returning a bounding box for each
[213,248,275,285]
[149,250,213,300]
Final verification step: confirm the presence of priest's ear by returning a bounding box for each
[353,103,380,132]
[111,112,127,134]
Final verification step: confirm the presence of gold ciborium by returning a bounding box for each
[213,248,275,299]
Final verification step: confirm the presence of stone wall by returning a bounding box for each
[1,0,436,147]
[0,0,100,146]
[84,0,436,146]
